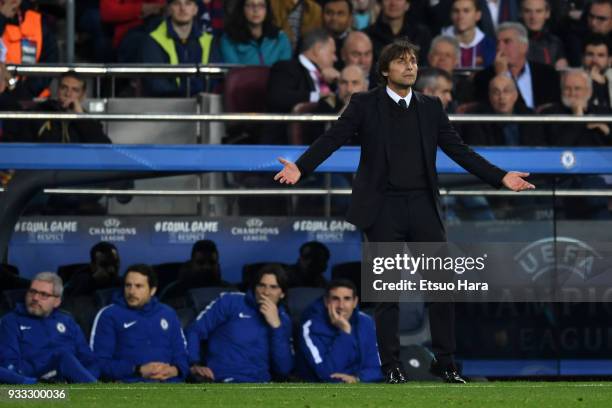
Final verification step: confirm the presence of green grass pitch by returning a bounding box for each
[1,382,611,407]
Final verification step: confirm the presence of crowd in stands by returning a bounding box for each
[0,0,606,148]
[0,239,383,384]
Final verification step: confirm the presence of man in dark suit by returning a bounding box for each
[274,38,534,383]
[472,22,560,110]
[266,28,340,144]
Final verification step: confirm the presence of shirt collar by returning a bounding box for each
[386,86,413,106]
[299,54,318,73]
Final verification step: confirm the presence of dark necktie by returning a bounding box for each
[398,99,408,109]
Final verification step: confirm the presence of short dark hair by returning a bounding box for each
[377,38,420,84]
[60,70,86,91]
[325,279,357,298]
[125,264,158,289]
[451,0,481,11]
[584,33,611,54]
[253,263,289,295]
[300,28,333,53]
[299,241,330,259]
[191,240,218,258]
[90,241,117,262]
[322,0,354,13]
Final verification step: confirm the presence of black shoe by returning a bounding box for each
[430,361,467,384]
[385,367,408,384]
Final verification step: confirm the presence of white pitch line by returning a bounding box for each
[36,383,612,391]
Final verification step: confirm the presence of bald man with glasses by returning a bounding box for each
[0,272,99,384]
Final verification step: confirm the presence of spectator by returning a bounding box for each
[295,279,382,382]
[270,0,322,51]
[365,0,432,64]
[4,71,110,143]
[473,22,560,109]
[520,0,567,68]
[64,242,121,299]
[197,0,224,35]
[0,272,98,384]
[441,0,496,68]
[186,264,293,382]
[427,35,460,73]
[565,0,612,66]
[461,74,544,145]
[341,31,373,72]
[140,0,218,97]
[427,35,474,104]
[266,29,339,144]
[352,0,379,30]
[430,0,520,38]
[100,0,165,62]
[90,264,189,383]
[0,0,58,99]
[414,67,454,111]
[220,0,291,65]
[541,69,612,146]
[288,241,331,287]
[322,0,353,67]
[162,240,231,309]
[76,0,115,63]
[582,34,612,109]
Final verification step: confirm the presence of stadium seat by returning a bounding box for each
[288,101,318,145]
[56,263,88,285]
[153,262,183,293]
[0,288,27,310]
[188,286,236,313]
[175,307,196,329]
[287,287,325,325]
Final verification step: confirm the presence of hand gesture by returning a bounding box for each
[327,303,351,334]
[190,365,215,381]
[331,373,359,383]
[502,171,535,192]
[590,65,606,84]
[259,295,281,328]
[274,157,301,185]
[494,50,508,75]
[587,123,611,135]
[321,67,340,85]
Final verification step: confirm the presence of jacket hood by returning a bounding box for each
[441,26,485,48]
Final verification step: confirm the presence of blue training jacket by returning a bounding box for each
[295,297,383,382]
[90,293,189,382]
[185,291,293,382]
[0,303,99,379]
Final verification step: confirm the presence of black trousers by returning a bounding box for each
[363,190,456,370]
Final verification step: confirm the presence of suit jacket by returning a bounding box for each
[459,102,546,146]
[265,58,317,144]
[472,61,560,109]
[295,87,507,230]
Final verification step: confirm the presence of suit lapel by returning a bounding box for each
[375,86,392,164]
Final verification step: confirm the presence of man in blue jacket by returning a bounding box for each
[90,264,189,382]
[295,279,383,382]
[186,264,293,382]
[0,272,99,384]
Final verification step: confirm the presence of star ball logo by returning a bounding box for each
[514,237,604,283]
[231,218,279,242]
[89,218,137,242]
